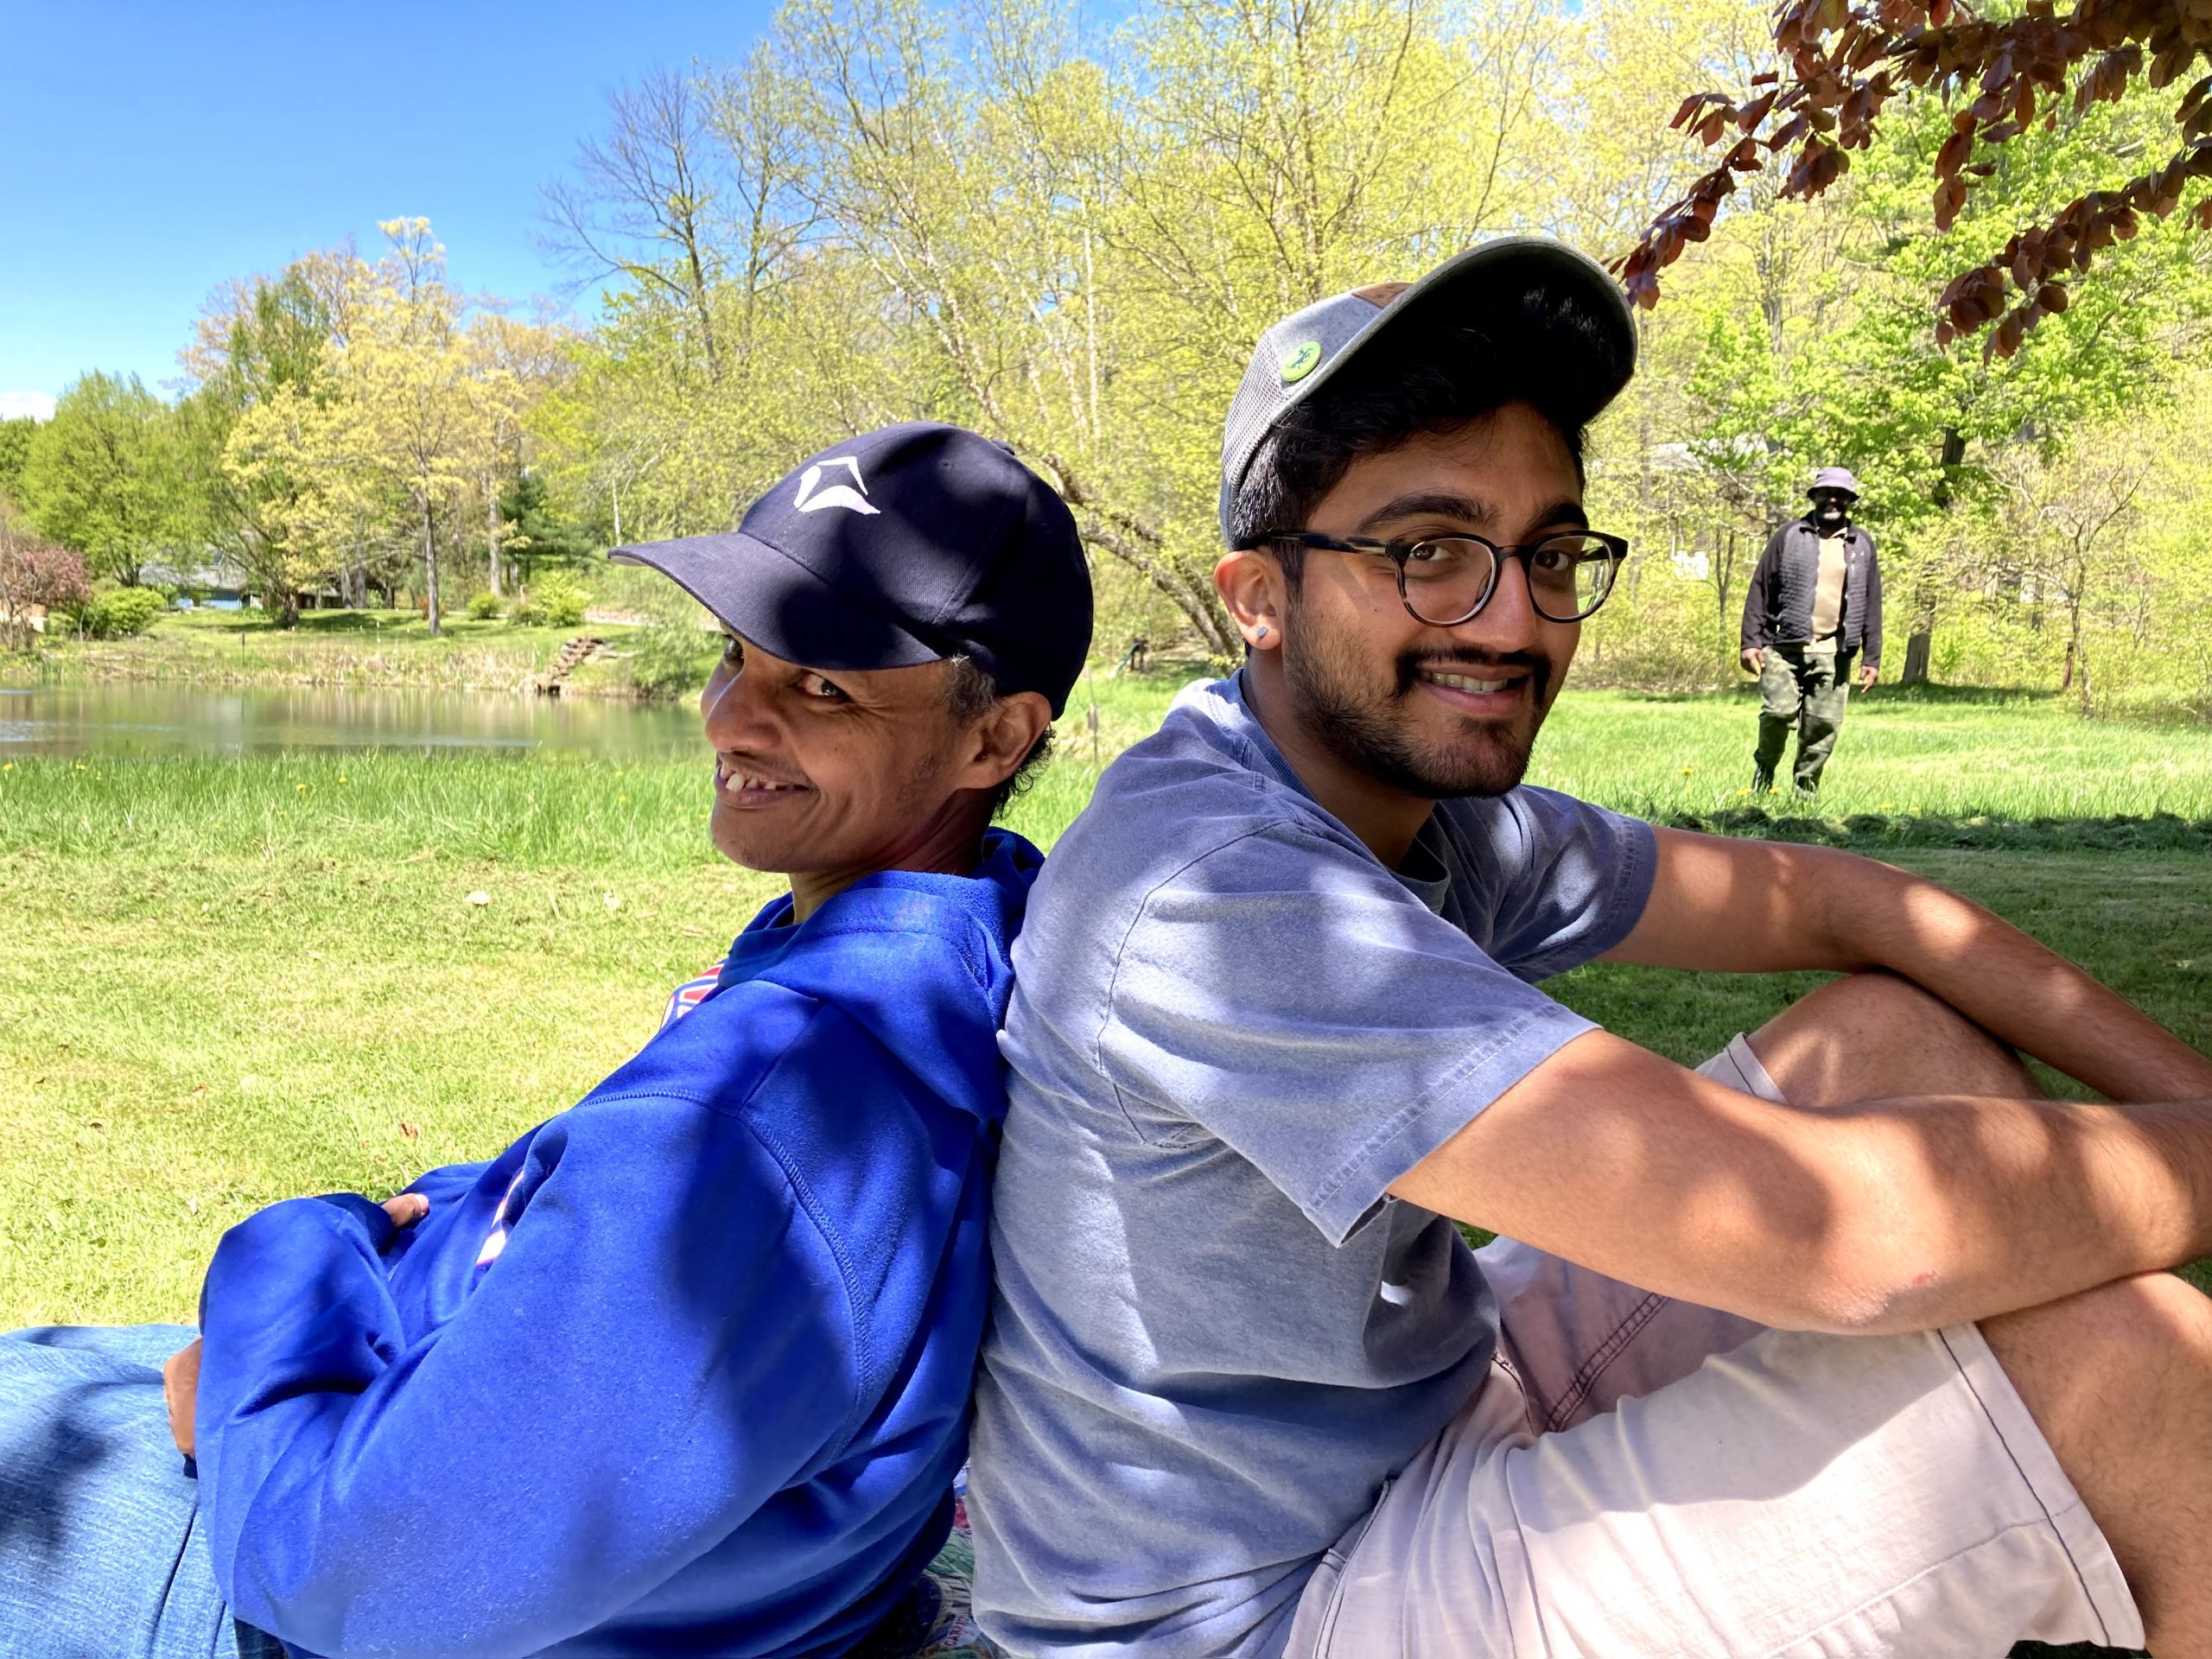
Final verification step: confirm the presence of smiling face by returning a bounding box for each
[1810,488,1854,527]
[696,631,1041,915]
[1258,402,1587,804]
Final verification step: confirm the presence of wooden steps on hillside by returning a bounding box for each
[537,636,616,696]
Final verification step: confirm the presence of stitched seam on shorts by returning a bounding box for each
[1548,1290,1670,1432]
[1937,1326,2113,1646]
[1759,1516,2104,1657]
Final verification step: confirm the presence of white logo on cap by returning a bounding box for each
[792,455,880,516]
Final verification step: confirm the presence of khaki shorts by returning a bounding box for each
[1285,1035,2145,1659]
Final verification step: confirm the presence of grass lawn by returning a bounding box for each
[4,669,2207,1325]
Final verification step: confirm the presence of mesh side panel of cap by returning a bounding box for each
[1217,292,1388,543]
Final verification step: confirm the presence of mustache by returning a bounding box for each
[1393,647,1553,703]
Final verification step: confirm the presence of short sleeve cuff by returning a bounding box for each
[1306,1000,1598,1246]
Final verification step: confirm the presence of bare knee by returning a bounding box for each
[1748,969,2035,1109]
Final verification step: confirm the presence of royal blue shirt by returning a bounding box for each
[194,830,1042,1659]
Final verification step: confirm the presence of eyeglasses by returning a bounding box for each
[1248,530,1629,626]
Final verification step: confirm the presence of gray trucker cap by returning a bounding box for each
[1217,236,1637,543]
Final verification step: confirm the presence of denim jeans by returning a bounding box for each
[0,1324,282,1659]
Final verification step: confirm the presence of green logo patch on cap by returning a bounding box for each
[1280,340,1323,384]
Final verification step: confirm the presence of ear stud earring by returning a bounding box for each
[1256,626,1269,640]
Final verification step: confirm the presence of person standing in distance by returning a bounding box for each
[1740,466,1882,794]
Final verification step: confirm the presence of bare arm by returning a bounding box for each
[1390,1029,2212,1336]
[1606,827,2212,1103]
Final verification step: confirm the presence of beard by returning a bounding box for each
[1280,604,1560,799]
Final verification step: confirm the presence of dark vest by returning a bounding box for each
[1754,519,1878,658]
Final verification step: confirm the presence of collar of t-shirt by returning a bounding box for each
[1215,670,1454,914]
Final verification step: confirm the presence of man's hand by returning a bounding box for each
[1857,661,1878,690]
[163,1338,202,1457]
[168,1192,431,1458]
[1739,647,1764,675]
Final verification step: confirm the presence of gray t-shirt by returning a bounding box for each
[970,675,1656,1658]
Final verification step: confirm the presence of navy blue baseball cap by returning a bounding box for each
[610,423,1093,715]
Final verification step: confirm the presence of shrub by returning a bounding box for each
[85,586,168,639]
[626,623,721,701]
[0,518,92,650]
[464,591,505,621]
[512,575,589,629]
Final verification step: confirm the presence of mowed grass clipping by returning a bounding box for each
[2,673,2209,1323]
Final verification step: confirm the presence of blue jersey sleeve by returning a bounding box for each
[193,1032,863,1658]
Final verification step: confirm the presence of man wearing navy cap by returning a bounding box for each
[1740,466,1884,793]
[0,423,1090,1659]
[974,242,2212,1658]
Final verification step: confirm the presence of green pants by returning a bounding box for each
[1754,644,1853,791]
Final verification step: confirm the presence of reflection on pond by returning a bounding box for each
[0,683,701,758]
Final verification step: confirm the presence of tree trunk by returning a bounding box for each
[1901,629,1932,685]
[423,503,442,638]
[486,474,504,599]
[1902,426,1971,687]
[2064,561,2087,709]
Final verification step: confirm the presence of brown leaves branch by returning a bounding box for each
[1615,0,2212,357]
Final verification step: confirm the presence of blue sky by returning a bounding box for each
[0,0,781,417]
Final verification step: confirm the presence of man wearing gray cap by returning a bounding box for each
[970,240,2212,1659]
[1741,467,1883,793]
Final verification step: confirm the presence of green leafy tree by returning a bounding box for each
[17,372,179,586]
[499,471,595,576]
[0,417,36,501]
[177,259,346,623]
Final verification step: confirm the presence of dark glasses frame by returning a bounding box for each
[1244,530,1630,625]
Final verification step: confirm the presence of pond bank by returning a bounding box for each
[0,682,705,759]
[1,608,681,701]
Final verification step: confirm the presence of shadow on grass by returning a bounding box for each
[292,611,402,635]
[1664,806,2212,855]
[1590,682,2066,706]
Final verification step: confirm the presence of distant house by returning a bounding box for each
[143,556,250,610]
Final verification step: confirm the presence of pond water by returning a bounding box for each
[0,682,702,758]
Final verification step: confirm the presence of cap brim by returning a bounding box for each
[609,531,945,672]
[1287,237,1636,428]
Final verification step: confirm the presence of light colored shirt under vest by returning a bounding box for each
[1810,530,1849,645]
